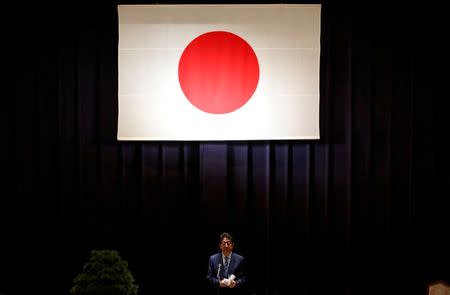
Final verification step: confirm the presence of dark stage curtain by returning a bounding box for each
[4,1,449,295]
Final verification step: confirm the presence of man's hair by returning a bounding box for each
[219,232,233,243]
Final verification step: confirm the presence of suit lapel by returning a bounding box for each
[228,255,235,275]
[217,254,225,278]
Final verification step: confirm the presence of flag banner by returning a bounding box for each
[118,4,321,141]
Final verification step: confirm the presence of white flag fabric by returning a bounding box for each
[118,4,321,141]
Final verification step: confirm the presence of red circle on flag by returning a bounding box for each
[178,31,260,114]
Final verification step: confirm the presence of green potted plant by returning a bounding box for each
[70,249,139,295]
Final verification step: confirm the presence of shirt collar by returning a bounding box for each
[222,252,232,260]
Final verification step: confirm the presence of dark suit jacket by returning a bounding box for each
[207,252,247,295]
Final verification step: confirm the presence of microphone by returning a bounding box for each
[217,263,221,279]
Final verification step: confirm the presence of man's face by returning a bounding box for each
[219,238,234,255]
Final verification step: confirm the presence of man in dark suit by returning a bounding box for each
[207,232,247,295]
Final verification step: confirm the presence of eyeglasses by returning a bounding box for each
[220,241,232,246]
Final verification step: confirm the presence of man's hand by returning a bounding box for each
[220,278,237,288]
[219,279,228,287]
[229,279,237,288]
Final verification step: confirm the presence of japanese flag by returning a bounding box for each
[118,4,321,141]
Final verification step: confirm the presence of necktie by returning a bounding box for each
[224,256,230,278]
